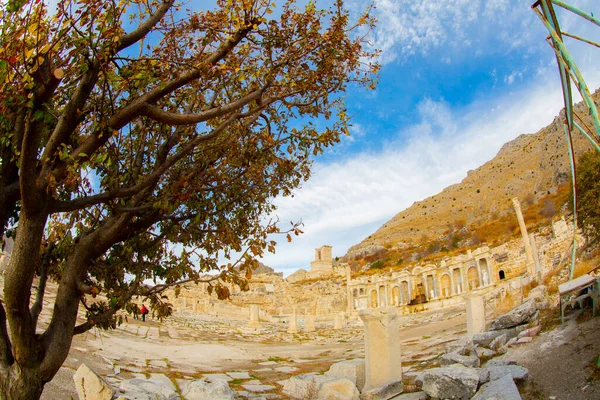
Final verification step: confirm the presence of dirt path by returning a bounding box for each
[508,309,600,400]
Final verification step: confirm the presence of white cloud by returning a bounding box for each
[504,70,523,85]
[261,63,600,275]
[358,0,599,65]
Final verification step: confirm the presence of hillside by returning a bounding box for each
[345,90,600,264]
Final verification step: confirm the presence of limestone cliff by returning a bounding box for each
[346,91,600,260]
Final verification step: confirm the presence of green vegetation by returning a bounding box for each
[572,151,600,243]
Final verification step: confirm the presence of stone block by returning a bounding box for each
[317,378,360,400]
[475,347,496,359]
[358,307,402,391]
[489,334,507,351]
[359,380,404,400]
[472,330,505,347]
[485,358,517,367]
[283,374,334,399]
[182,378,235,400]
[120,378,179,400]
[465,295,486,340]
[471,374,522,400]
[421,366,479,400]
[491,300,537,330]
[325,359,365,391]
[73,363,115,400]
[518,326,541,338]
[440,350,480,368]
[483,365,529,382]
[516,336,533,344]
[388,392,428,400]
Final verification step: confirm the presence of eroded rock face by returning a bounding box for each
[472,374,522,400]
[181,378,235,400]
[325,359,366,391]
[421,367,479,400]
[73,363,115,400]
[491,300,537,330]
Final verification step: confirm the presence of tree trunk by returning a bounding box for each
[0,364,44,400]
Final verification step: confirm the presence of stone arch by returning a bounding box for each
[379,285,387,307]
[479,258,491,285]
[401,281,409,304]
[392,286,400,306]
[499,270,506,280]
[370,290,378,308]
[467,266,480,290]
[426,275,435,299]
[441,274,451,297]
[413,275,425,303]
[452,268,463,294]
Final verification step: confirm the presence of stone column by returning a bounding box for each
[359,307,402,392]
[333,313,344,330]
[249,304,261,328]
[465,294,486,340]
[512,197,536,276]
[287,306,298,333]
[305,314,316,332]
[423,274,429,301]
[450,270,455,296]
[346,265,353,312]
[529,233,542,280]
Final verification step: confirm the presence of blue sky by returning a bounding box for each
[259,0,600,275]
[41,0,600,276]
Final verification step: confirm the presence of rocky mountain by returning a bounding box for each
[345,90,600,260]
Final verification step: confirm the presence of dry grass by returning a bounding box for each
[495,291,517,315]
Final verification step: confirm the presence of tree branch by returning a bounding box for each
[73,277,141,335]
[50,112,240,213]
[140,87,264,126]
[117,0,174,52]
[0,302,14,368]
[30,248,51,328]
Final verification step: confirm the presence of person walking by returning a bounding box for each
[140,304,148,322]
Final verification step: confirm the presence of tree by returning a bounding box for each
[573,150,600,243]
[0,0,377,397]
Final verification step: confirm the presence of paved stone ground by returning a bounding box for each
[0,275,471,399]
[37,305,466,399]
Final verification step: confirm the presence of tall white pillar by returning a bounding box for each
[287,306,298,333]
[512,197,536,277]
[465,294,486,340]
[249,304,260,328]
[359,307,402,391]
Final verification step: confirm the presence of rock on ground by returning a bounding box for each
[360,380,404,400]
[283,374,335,399]
[491,300,537,330]
[389,392,428,400]
[119,378,179,400]
[471,374,522,400]
[73,363,115,400]
[325,359,365,391]
[317,377,360,400]
[482,365,529,382]
[181,378,235,400]
[440,350,480,368]
[421,366,479,400]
